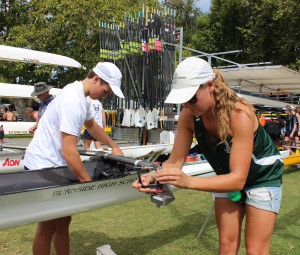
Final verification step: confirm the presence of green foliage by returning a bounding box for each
[0,0,299,86]
[240,0,300,68]
[0,0,29,40]
[189,0,300,70]
[175,0,202,47]
[191,14,217,53]
[1,0,159,86]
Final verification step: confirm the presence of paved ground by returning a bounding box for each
[2,137,32,147]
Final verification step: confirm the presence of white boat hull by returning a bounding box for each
[0,83,61,100]
[0,158,215,230]
[0,151,25,172]
[1,121,35,135]
[0,174,145,230]
[0,45,84,69]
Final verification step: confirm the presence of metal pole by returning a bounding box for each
[177,27,183,116]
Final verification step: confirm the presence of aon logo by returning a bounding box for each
[2,159,21,167]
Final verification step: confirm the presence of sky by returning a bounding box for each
[162,0,212,13]
[195,0,212,13]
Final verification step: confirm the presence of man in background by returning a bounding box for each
[83,97,106,150]
[29,82,54,133]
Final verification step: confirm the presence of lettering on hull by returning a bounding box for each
[2,159,21,167]
[8,131,30,135]
[52,177,137,197]
[23,58,39,63]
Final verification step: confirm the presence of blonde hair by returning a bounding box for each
[212,70,254,144]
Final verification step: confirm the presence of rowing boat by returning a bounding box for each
[0,145,289,230]
[0,121,37,136]
[0,143,290,173]
[0,143,174,173]
[0,45,85,69]
[0,154,215,230]
[283,150,300,166]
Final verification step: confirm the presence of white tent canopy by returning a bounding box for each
[238,93,290,109]
[220,65,300,94]
[0,83,61,99]
[0,45,85,69]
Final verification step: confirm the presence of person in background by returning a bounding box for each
[133,57,283,255]
[29,82,55,134]
[24,62,125,255]
[2,107,8,121]
[264,120,281,148]
[0,108,4,121]
[291,106,299,148]
[295,106,300,148]
[6,106,16,121]
[26,107,38,122]
[283,106,297,154]
[83,97,106,150]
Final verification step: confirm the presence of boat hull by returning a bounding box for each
[0,157,215,230]
[283,150,300,166]
[0,174,145,230]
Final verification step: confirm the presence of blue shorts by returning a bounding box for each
[212,185,282,213]
[83,129,97,141]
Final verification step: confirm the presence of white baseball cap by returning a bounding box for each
[93,62,124,98]
[164,57,215,104]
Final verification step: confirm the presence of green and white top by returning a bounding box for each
[194,116,283,188]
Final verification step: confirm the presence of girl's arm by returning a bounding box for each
[157,107,255,192]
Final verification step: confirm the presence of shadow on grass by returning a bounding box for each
[274,204,300,236]
[283,165,300,175]
[70,210,218,255]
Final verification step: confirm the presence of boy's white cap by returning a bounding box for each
[93,62,124,98]
[164,57,215,104]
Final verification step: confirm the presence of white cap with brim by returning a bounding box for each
[93,62,124,98]
[164,57,215,104]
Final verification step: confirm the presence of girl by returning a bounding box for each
[133,57,283,255]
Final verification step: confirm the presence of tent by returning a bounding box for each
[220,65,300,94]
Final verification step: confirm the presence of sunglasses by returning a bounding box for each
[187,93,198,104]
[187,84,206,104]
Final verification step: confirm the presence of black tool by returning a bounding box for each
[137,166,175,208]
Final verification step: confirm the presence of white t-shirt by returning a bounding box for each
[87,96,103,128]
[24,81,93,170]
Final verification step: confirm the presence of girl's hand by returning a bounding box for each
[132,172,157,193]
[157,167,191,189]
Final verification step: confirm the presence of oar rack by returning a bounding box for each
[99,3,178,126]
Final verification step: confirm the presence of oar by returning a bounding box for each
[0,144,156,168]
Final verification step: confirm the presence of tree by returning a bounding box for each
[2,0,159,86]
[0,0,30,83]
[0,0,29,40]
[189,0,299,70]
[175,0,201,47]
[240,0,300,69]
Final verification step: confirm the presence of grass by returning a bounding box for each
[0,167,299,254]
[4,134,33,139]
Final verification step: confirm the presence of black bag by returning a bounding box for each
[264,121,281,140]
